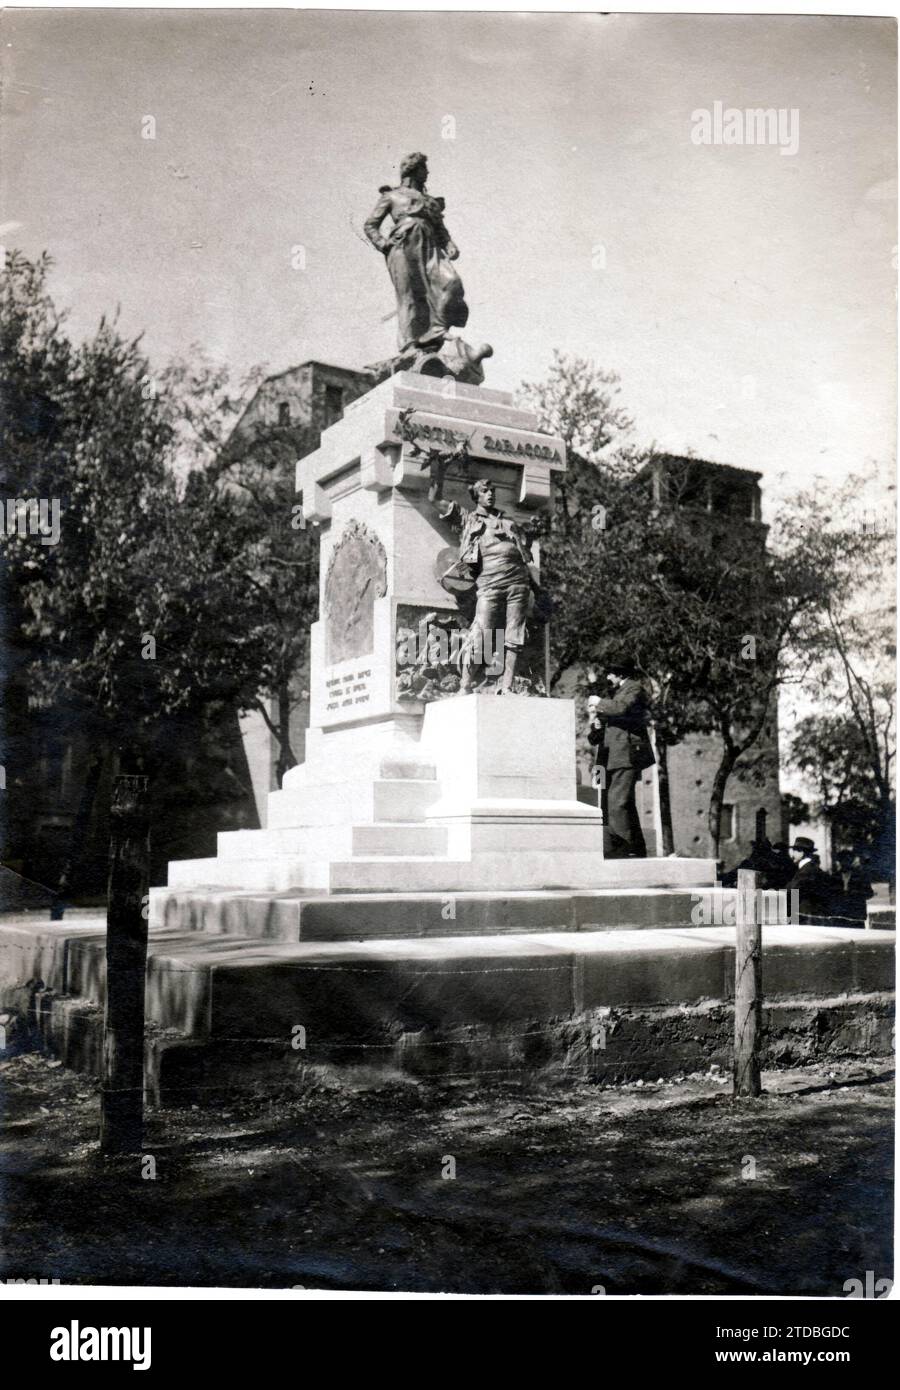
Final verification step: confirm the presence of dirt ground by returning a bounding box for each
[0,1053,893,1295]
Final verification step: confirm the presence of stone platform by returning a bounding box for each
[0,912,893,1100]
[132,369,893,1093]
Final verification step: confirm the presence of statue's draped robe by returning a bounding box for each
[364,185,469,350]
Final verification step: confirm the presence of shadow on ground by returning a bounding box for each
[0,1054,893,1295]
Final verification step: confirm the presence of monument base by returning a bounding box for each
[135,369,762,1088]
[165,694,711,895]
[1,913,892,1099]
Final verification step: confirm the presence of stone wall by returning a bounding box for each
[667,729,783,868]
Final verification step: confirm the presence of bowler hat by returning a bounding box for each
[790,836,816,854]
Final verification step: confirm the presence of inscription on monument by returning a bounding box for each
[387,408,564,466]
[325,667,373,712]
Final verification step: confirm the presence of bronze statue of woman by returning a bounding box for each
[364,152,469,352]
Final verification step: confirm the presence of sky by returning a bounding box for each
[1,9,896,511]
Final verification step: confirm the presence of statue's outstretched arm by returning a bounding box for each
[364,192,393,254]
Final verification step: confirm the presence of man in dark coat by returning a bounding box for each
[786,836,833,924]
[829,849,875,927]
[768,841,797,890]
[587,663,654,858]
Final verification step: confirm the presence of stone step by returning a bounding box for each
[266,777,442,829]
[216,815,449,864]
[351,823,449,857]
[167,850,721,896]
[150,886,778,943]
[167,855,329,892]
[380,759,437,781]
[325,853,718,895]
[216,825,348,861]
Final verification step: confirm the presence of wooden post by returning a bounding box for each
[100,775,150,1155]
[733,867,762,1099]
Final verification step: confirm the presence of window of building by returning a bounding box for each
[324,384,344,427]
[38,738,73,799]
[277,401,291,426]
[721,803,735,841]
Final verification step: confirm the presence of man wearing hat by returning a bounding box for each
[587,662,655,858]
[786,836,832,924]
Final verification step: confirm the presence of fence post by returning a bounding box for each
[733,867,762,1098]
[100,774,150,1155]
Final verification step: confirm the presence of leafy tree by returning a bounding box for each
[780,791,810,830]
[212,426,319,786]
[518,352,649,682]
[790,711,888,855]
[0,252,290,898]
[791,520,895,876]
[520,350,636,468]
[520,354,883,858]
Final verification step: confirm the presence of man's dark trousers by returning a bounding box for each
[590,675,653,858]
[606,767,646,858]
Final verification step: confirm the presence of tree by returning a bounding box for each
[212,434,319,786]
[518,353,649,681]
[780,791,810,830]
[520,353,885,858]
[791,515,895,877]
[790,712,887,857]
[520,350,635,467]
[0,252,287,898]
[520,357,742,851]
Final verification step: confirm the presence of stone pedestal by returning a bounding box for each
[299,370,566,734]
[165,372,712,898]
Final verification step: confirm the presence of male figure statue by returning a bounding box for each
[437,479,536,695]
[364,152,469,352]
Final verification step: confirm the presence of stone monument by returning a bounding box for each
[164,153,714,902]
[166,431,710,900]
[0,155,873,1097]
